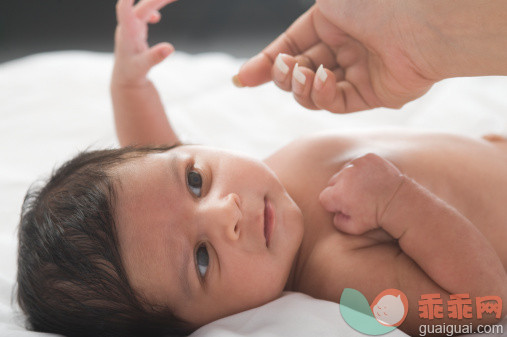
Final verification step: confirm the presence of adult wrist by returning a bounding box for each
[418,0,507,79]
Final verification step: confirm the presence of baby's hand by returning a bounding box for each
[113,0,177,86]
[319,153,405,235]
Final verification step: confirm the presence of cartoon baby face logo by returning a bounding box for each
[371,289,409,327]
[340,288,409,335]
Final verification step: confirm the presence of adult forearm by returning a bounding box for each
[420,0,507,78]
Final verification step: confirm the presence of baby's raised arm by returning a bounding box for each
[111,0,179,147]
[319,154,507,320]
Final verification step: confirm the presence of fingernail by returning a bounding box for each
[275,53,289,75]
[273,53,290,83]
[293,63,306,85]
[314,64,327,90]
[232,75,244,88]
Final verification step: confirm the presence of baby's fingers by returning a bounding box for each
[135,0,178,22]
[141,42,174,70]
[116,0,135,24]
[319,185,342,213]
[148,10,161,24]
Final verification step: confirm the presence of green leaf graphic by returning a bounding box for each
[340,288,396,335]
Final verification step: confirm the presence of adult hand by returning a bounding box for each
[234,0,448,113]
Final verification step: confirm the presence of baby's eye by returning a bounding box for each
[195,243,209,279]
[187,170,202,197]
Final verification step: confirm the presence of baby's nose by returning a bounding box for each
[219,193,242,241]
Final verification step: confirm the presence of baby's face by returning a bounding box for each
[113,145,304,326]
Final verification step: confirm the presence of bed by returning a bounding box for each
[1,51,506,336]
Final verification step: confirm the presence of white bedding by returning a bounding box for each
[1,51,507,337]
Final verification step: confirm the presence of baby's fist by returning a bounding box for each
[319,153,405,235]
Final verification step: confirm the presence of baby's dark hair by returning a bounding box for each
[16,144,195,337]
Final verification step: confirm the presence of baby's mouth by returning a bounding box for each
[264,197,274,247]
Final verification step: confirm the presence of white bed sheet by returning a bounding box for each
[1,51,507,337]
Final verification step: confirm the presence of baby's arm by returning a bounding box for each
[319,154,507,317]
[381,172,507,304]
[111,0,179,147]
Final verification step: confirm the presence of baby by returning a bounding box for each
[16,0,507,336]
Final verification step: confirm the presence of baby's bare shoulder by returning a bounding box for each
[264,132,361,170]
[271,132,358,156]
[264,129,429,165]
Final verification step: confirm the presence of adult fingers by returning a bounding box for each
[272,53,297,91]
[271,56,354,112]
[296,42,338,71]
[310,66,346,113]
[312,67,373,113]
[291,64,319,110]
[276,61,373,114]
[271,43,342,93]
[234,5,321,87]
